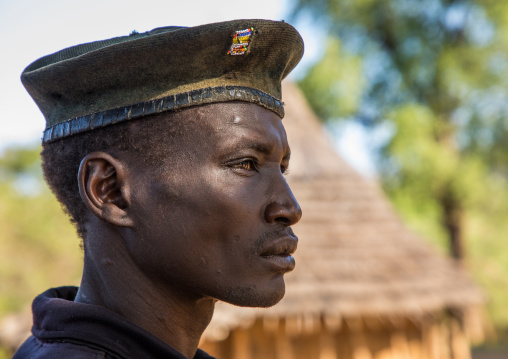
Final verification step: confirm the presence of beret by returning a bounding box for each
[21,19,304,144]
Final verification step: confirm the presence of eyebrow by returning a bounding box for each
[243,142,273,155]
[235,140,291,159]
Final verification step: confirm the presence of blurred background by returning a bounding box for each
[2,0,508,358]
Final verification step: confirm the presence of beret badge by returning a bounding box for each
[227,28,254,55]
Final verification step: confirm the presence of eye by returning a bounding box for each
[232,159,257,171]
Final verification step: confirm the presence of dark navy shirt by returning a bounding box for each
[13,287,215,359]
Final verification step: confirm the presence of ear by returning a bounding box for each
[78,152,133,227]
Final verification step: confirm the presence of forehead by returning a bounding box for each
[192,102,288,148]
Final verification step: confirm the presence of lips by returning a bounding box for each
[259,233,298,273]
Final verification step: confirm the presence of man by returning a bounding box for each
[14,19,303,359]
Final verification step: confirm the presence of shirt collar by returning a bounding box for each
[31,286,213,359]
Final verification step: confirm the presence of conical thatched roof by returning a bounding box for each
[202,82,484,341]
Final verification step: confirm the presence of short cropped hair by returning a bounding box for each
[41,111,186,240]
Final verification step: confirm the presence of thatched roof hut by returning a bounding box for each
[199,83,486,359]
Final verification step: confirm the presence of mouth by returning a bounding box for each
[259,235,298,273]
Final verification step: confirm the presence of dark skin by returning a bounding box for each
[74,102,302,359]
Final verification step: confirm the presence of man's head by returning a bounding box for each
[25,20,304,308]
[42,101,301,307]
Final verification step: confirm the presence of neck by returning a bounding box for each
[75,223,214,359]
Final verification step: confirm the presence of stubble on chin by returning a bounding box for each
[218,281,286,308]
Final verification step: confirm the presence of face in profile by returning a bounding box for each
[124,102,302,308]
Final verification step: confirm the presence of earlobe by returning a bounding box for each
[78,152,134,227]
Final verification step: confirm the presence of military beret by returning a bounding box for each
[21,19,304,144]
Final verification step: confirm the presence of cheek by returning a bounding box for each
[131,167,267,273]
[201,169,266,233]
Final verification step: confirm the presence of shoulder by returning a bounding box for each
[13,336,113,359]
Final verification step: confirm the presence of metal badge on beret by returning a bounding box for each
[21,19,304,144]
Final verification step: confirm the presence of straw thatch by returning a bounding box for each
[200,83,485,358]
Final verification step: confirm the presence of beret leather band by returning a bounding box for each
[21,19,304,144]
[41,85,284,144]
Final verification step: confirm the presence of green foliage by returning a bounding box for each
[0,146,40,178]
[299,39,365,120]
[0,145,82,318]
[468,204,508,326]
[0,347,11,359]
[383,104,488,207]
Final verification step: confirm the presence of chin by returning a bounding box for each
[218,279,286,308]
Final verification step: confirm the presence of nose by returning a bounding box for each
[264,181,302,226]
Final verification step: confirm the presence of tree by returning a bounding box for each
[0,145,82,356]
[293,0,508,263]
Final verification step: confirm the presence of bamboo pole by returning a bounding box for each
[347,318,373,359]
[232,328,251,359]
[319,326,337,359]
[275,319,295,359]
[285,315,303,337]
[450,317,471,359]
[390,331,410,359]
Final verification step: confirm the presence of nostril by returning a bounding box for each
[275,217,291,226]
